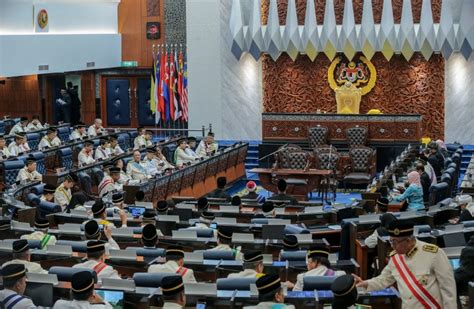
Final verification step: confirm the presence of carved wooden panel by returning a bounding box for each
[261,0,442,25]
[147,0,160,16]
[262,52,445,139]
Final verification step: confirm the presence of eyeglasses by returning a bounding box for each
[388,238,410,246]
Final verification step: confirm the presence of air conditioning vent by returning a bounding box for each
[38,65,49,71]
[86,62,95,68]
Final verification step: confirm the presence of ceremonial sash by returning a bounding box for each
[98,178,113,195]
[2,293,26,309]
[59,187,72,203]
[325,269,335,276]
[40,234,51,249]
[133,162,146,173]
[93,262,107,275]
[391,254,441,309]
[176,266,188,277]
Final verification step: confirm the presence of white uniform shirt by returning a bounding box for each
[9,123,27,135]
[117,171,140,186]
[54,183,72,209]
[195,140,218,157]
[87,125,104,137]
[53,299,113,309]
[94,147,111,161]
[365,240,456,309]
[20,231,56,248]
[0,147,12,158]
[143,157,160,176]
[293,265,345,291]
[38,136,61,149]
[73,260,120,283]
[162,303,183,309]
[98,176,122,198]
[8,142,30,156]
[208,244,242,260]
[70,130,87,140]
[27,122,44,131]
[109,145,124,156]
[3,259,47,274]
[16,167,42,183]
[126,161,149,181]
[148,260,197,283]
[365,230,380,249]
[78,149,96,167]
[0,289,36,309]
[174,148,196,166]
[133,135,149,150]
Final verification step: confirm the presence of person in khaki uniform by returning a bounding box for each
[54,173,78,210]
[293,244,346,291]
[20,217,56,249]
[148,246,197,283]
[38,127,61,150]
[355,220,457,309]
[0,264,36,309]
[73,240,121,283]
[161,276,186,309]
[16,157,42,184]
[208,227,242,260]
[228,250,264,279]
[244,274,295,309]
[3,240,47,274]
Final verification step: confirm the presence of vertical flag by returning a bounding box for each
[173,48,182,120]
[163,50,171,122]
[149,52,156,115]
[181,51,189,122]
[169,50,176,121]
[154,50,161,124]
[158,50,166,121]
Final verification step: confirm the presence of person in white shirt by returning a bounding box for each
[155,147,174,173]
[53,270,113,309]
[293,245,346,291]
[251,274,296,309]
[70,123,87,140]
[38,127,61,150]
[113,158,140,186]
[160,276,187,309]
[87,118,105,137]
[16,157,42,184]
[91,199,127,228]
[108,135,124,155]
[41,184,56,202]
[0,264,36,308]
[20,217,56,249]
[83,220,120,255]
[77,141,99,195]
[127,150,150,181]
[143,147,161,176]
[9,117,28,135]
[3,239,47,274]
[78,141,95,167]
[185,136,200,158]
[73,240,121,283]
[8,133,30,156]
[148,246,197,283]
[54,172,78,210]
[195,132,219,157]
[0,135,11,159]
[133,127,147,149]
[94,138,111,161]
[98,167,123,198]
[26,115,44,131]
[174,139,197,167]
[228,250,264,279]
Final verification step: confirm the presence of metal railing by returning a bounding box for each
[107,124,213,139]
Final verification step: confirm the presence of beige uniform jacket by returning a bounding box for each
[54,183,72,209]
[3,259,47,274]
[20,231,57,248]
[162,303,183,309]
[73,260,121,283]
[16,167,42,183]
[208,244,242,260]
[78,150,96,167]
[148,260,197,283]
[293,265,345,291]
[126,161,149,181]
[365,240,456,309]
[38,136,61,149]
[70,130,87,140]
[227,269,260,279]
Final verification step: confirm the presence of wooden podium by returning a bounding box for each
[250,168,332,201]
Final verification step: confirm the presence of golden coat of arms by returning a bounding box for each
[38,9,49,29]
[328,56,377,114]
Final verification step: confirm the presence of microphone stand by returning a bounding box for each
[259,144,289,169]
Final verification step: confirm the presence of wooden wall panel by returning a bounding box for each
[261,0,442,24]
[262,53,445,140]
[0,76,41,119]
[81,72,96,124]
[119,0,165,68]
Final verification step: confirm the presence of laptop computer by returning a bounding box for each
[25,282,54,307]
[95,290,124,309]
[443,232,466,247]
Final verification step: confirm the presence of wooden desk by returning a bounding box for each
[250,168,332,201]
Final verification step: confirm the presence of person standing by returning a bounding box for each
[67,82,82,125]
[355,220,457,309]
[56,89,72,124]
